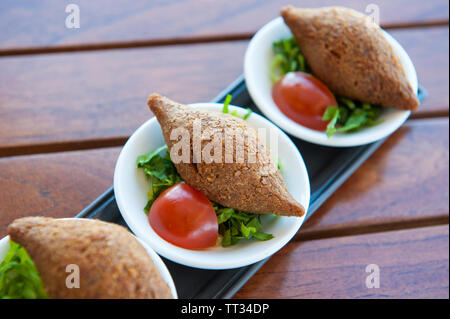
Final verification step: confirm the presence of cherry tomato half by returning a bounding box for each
[149,183,218,250]
[272,72,338,131]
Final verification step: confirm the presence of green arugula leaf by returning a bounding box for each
[322,105,339,121]
[276,157,283,174]
[221,229,232,247]
[242,108,253,120]
[0,241,49,299]
[323,106,340,138]
[137,146,182,213]
[270,37,310,83]
[247,217,262,231]
[222,95,253,120]
[338,97,356,110]
[252,231,274,241]
[240,223,257,239]
[270,54,287,83]
[216,208,234,224]
[338,106,350,124]
[222,94,232,114]
[337,109,368,132]
[213,203,274,247]
[297,54,306,73]
[137,145,168,167]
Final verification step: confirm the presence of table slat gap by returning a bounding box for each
[409,110,449,120]
[0,20,447,58]
[0,137,127,158]
[296,214,449,242]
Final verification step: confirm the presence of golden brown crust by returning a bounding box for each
[8,217,173,299]
[281,5,419,110]
[148,93,305,217]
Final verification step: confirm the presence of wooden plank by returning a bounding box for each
[0,40,248,154]
[0,27,447,155]
[0,118,447,238]
[0,0,448,50]
[300,118,449,238]
[234,225,449,298]
[392,27,449,116]
[0,147,120,237]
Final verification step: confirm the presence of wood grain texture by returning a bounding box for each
[234,225,449,298]
[392,27,449,115]
[0,27,448,155]
[0,119,447,239]
[300,118,449,237]
[0,41,247,154]
[0,147,120,237]
[0,0,448,49]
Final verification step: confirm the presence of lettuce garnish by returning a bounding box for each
[0,241,49,299]
[214,205,273,247]
[222,94,252,120]
[137,145,183,213]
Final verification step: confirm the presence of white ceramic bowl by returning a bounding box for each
[244,17,418,147]
[0,218,178,299]
[114,103,310,269]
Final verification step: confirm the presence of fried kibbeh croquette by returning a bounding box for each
[281,6,419,111]
[8,217,173,299]
[147,93,305,217]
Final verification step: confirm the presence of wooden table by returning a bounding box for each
[0,0,448,299]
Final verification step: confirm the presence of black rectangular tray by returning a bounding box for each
[76,75,427,299]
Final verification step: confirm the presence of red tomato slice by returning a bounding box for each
[149,183,218,250]
[272,72,338,131]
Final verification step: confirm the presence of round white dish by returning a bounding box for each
[114,103,310,269]
[244,17,418,147]
[0,218,178,299]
